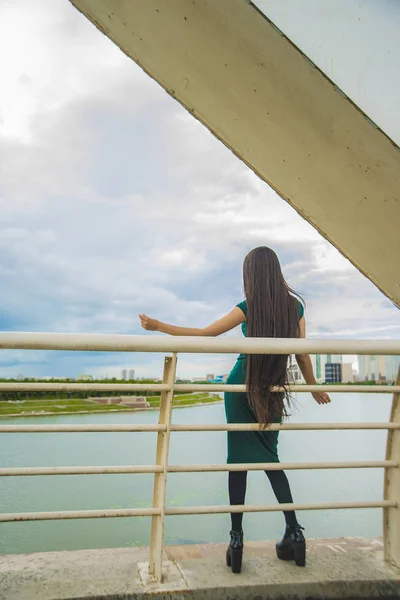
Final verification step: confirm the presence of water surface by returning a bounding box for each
[0,392,392,553]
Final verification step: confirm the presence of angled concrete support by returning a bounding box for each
[70,0,400,306]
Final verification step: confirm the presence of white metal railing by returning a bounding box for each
[0,331,399,354]
[0,332,399,582]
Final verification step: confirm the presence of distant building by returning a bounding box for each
[341,363,354,383]
[325,363,342,383]
[288,363,304,384]
[192,377,206,382]
[209,375,224,383]
[121,369,128,381]
[326,354,343,364]
[77,374,93,381]
[291,357,351,384]
[309,355,344,383]
[128,369,135,380]
[388,356,400,381]
[310,355,326,383]
[206,374,215,381]
[315,354,323,381]
[357,355,400,382]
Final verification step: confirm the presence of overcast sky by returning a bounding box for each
[0,0,399,379]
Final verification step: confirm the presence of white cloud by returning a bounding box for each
[0,0,398,379]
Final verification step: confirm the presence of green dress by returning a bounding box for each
[224,299,304,464]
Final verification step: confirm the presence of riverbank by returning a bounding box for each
[0,393,222,418]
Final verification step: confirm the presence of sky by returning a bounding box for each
[0,0,399,380]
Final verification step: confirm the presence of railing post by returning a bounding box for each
[148,354,177,582]
[384,366,400,568]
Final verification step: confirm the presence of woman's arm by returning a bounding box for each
[139,307,245,337]
[295,317,331,405]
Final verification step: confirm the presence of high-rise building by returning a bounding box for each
[326,355,343,364]
[357,355,400,382]
[325,363,342,383]
[128,369,135,380]
[310,355,326,383]
[288,363,304,383]
[391,356,400,381]
[358,356,367,381]
[298,354,348,383]
[121,369,128,381]
[315,354,323,381]
[341,363,353,383]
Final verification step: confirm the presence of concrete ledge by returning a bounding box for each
[1,537,399,599]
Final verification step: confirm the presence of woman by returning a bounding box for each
[139,246,330,574]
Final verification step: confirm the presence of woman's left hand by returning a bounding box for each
[312,391,331,405]
[139,314,160,331]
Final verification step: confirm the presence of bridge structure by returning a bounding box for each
[69,0,400,308]
[1,1,400,598]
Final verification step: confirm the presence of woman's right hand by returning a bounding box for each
[139,314,160,331]
[312,391,331,405]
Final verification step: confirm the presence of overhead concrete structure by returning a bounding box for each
[70,0,400,307]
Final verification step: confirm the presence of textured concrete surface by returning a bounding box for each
[1,537,399,600]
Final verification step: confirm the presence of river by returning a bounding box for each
[0,391,393,554]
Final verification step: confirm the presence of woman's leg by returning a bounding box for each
[265,469,298,528]
[228,470,248,531]
[268,470,306,566]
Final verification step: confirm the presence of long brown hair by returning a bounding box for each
[243,247,303,427]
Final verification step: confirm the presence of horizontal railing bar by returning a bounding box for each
[1,423,399,433]
[1,461,396,477]
[1,501,395,522]
[165,500,397,515]
[0,383,169,392]
[0,424,166,433]
[174,384,400,393]
[0,465,162,476]
[1,382,399,393]
[0,332,399,355]
[170,422,400,431]
[0,508,159,522]
[168,461,399,472]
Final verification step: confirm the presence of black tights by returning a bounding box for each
[228,470,298,531]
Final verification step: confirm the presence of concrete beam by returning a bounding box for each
[70,0,400,307]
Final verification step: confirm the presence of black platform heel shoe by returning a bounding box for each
[226,529,244,573]
[276,524,306,566]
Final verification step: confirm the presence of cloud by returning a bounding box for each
[0,0,399,379]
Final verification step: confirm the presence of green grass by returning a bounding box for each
[0,393,222,417]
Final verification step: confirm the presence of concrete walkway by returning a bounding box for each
[1,537,399,599]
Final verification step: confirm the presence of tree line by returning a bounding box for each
[0,378,162,402]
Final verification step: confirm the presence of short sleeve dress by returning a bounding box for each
[224,299,304,464]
